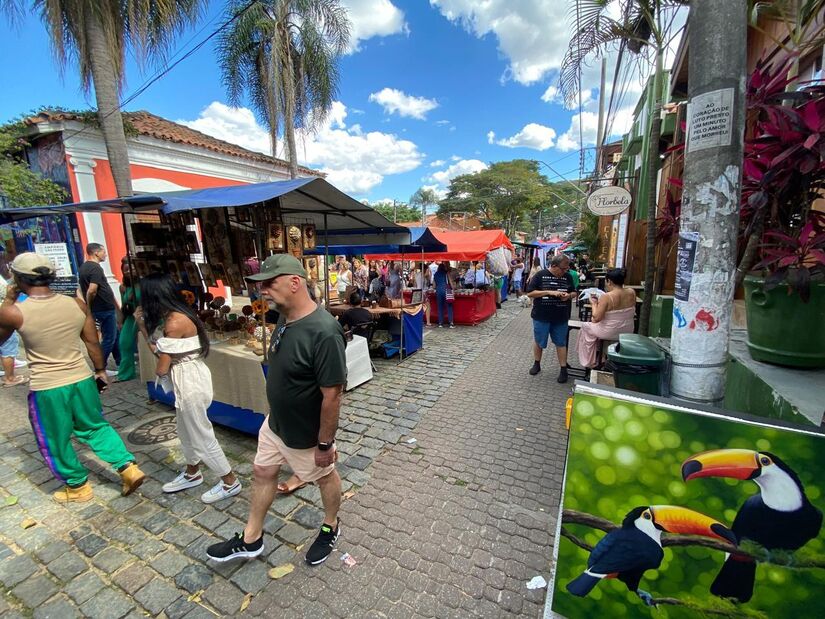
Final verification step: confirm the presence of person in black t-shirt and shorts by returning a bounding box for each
[207,254,348,566]
[526,254,576,383]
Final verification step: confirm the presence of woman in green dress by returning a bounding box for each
[117,258,140,381]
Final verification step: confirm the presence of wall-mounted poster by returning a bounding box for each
[184,231,199,255]
[212,263,228,286]
[226,264,244,293]
[134,259,150,280]
[302,224,317,249]
[268,223,285,252]
[199,263,217,287]
[550,384,825,619]
[147,260,163,275]
[236,207,251,223]
[201,209,232,264]
[182,262,201,287]
[286,225,303,258]
[167,260,183,284]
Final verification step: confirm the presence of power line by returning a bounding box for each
[57,0,260,145]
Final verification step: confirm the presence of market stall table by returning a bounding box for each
[327,303,424,358]
[138,333,373,435]
[426,289,497,326]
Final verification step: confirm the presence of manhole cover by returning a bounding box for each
[128,415,178,445]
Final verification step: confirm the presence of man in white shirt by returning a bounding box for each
[428,261,439,282]
[511,259,525,298]
[472,262,490,289]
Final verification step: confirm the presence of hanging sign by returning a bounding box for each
[586,186,632,216]
[674,231,700,302]
[33,242,73,277]
[687,88,734,153]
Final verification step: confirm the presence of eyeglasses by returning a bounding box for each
[271,324,287,353]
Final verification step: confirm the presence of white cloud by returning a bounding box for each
[179,101,424,196]
[435,120,451,126]
[486,130,496,144]
[430,159,446,167]
[368,88,438,119]
[342,0,408,53]
[425,158,487,189]
[450,155,461,161]
[555,107,634,152]
[542,84,593,111]
[492,123,556,150]
[422,183,448,199]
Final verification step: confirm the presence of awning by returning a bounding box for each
[303,226,447,256]
[0,178,411,246]
[365,229,514,262]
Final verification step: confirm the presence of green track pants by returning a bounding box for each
[28,377,134,487]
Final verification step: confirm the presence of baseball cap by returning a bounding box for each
[10,252,56,277]
[245,254,307,282]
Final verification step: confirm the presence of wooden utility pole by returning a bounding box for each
[669,0,747,404]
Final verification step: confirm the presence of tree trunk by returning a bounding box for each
[734,211,764,287]
[281,36,299,179]
[85,16,132,197]
[638,50,664,335]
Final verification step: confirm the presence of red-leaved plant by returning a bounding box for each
[738,56,825,301]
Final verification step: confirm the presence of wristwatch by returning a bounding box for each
[317,440,335,451]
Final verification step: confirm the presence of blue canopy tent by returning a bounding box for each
[303,227,446,360]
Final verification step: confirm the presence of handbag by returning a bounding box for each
[446,287,455,303]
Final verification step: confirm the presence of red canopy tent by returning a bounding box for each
[364,229,514,262]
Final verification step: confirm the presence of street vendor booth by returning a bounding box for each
[1,178,411,435]
[304,227,446,358]
[367,229,514,325]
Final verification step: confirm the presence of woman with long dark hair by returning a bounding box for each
[136,273,241,504]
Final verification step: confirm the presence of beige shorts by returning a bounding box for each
[254,417,335,482]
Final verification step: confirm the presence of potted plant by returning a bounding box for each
[737,57,825,367]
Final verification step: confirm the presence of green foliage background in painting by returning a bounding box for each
[552,393,825,619]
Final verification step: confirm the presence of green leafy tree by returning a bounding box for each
[0,120,66,207]
[560,0,686,334]
[370,201,421,223]
[219,0,350,178]
[2,0,206,198]
[438,160,559,235]
[409,187,440,226]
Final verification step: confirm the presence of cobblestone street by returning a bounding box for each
[0,303,573,618]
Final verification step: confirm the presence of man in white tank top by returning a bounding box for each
[0,253,145,504]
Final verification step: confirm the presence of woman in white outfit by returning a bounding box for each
[136,273,241,504]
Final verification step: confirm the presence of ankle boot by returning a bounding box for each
[119,463,146,496]
[53,482,93,504]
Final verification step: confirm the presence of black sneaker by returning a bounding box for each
[529,362,541,376]
[557,367,569,383]
[206,532,263,562]
[305,520,340,565]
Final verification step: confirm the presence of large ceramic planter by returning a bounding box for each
[744,274,825,368]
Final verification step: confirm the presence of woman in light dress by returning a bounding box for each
[577,268,636,369]
[136,273,241,504]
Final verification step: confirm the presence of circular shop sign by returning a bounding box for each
[587,186,632,216]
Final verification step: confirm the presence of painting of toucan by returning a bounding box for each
[566,505,737,605]
[682,449,823,603]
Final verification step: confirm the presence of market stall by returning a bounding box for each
[366,229,514,326]
[1,178,408,434]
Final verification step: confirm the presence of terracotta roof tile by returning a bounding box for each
[27,109,321,177]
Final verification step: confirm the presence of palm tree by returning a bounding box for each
[410,187,440,227]
[219,0,350,178]
[559,0,686,335]
[3,1,206,198]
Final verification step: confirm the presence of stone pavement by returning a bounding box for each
[0,302,575,617]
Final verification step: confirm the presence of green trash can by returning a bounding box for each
[607,334,666,395]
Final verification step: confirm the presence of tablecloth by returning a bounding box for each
[426,290,496,326]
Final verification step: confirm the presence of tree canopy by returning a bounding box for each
[370,201,421,223]
[437,159,583,236]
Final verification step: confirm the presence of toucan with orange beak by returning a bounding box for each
[566,505,737,606]
[682,449,823,602]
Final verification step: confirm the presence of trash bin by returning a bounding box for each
[606,334,666,395]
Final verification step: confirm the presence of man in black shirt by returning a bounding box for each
[526,254,575,383]
[339,291,373,339]
[78,243,120,371]
[207,254,347,566]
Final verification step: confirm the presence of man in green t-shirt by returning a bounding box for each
[207,254,347,566]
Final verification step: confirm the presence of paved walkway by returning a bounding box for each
[0,303,573,618]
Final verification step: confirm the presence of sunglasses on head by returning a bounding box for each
[271,324,287,353]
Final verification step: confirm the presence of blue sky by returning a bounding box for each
[0,1,660,203]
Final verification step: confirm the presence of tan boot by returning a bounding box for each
[119,463,146,496]
[53,482,93,504]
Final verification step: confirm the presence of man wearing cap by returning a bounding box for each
[0,253,145,503]
[207,254,347,566]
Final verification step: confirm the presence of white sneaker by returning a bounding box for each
[162,471,204,493]
[201,480,242,504]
